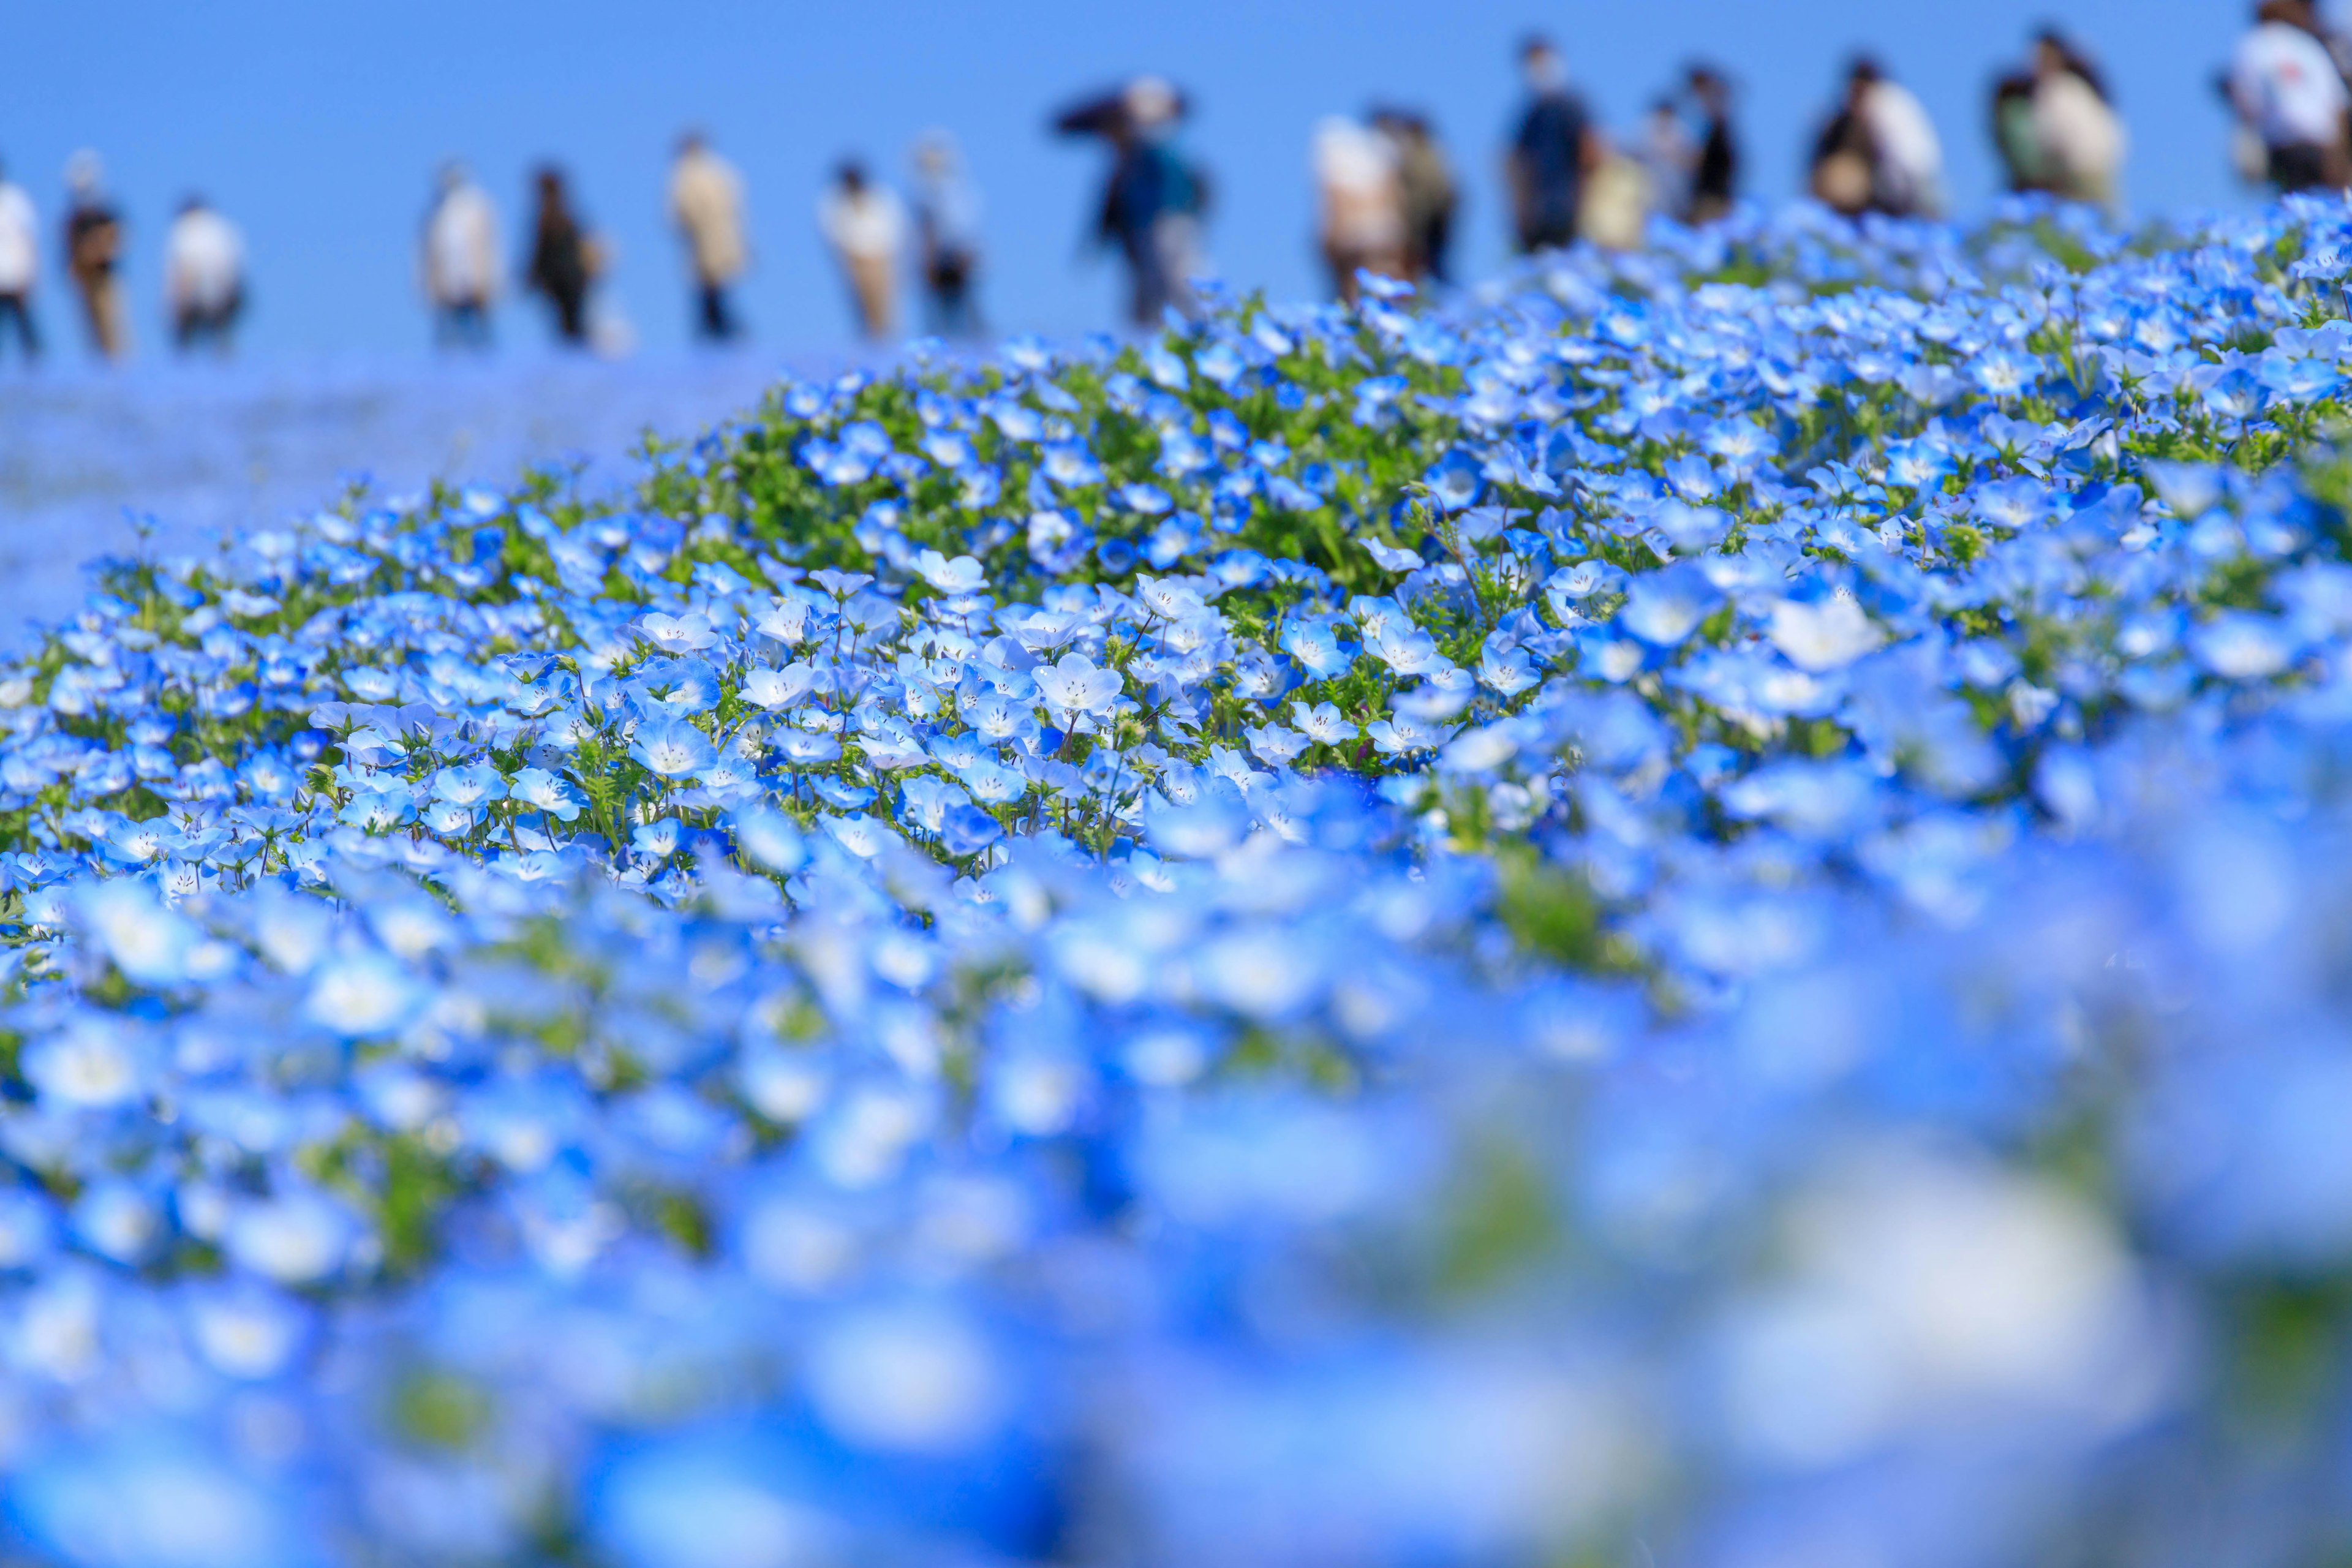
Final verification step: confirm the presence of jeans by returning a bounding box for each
[0,293,37,361]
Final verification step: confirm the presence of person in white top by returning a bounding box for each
[2030,29,2127,212]
[818,159,905,342]
[420,162,501,350]
[0,157,39,363]
[2231,0,2351,191]
[1311,116,1405,304]
[668,130,748,342]
[164,196,246,355]
[1853,59,1947,219]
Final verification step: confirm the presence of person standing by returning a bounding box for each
[668,130,748,343]
[62,151,126,361]
[1374,109,1457,285]
[1686,65,1740,223]
[2231,0,2351,192]
[1053,75,1210,328]
[163,196,246,355]
[421,163,500,350]
[2027,29,2127,211]
[1635,97,1695,222]
[1312,115,1406,304]
[1507,35,1599,252]
[911,131,984,337]
[1814,58,1945,218]
[818,159,905,341]
[0,157,39,363]
[524,165,598,347]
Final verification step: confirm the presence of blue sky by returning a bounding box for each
[0,1,2266,360]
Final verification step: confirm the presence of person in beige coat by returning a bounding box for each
[669,130,748,342]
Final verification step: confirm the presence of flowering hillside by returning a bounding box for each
[6,196,2352,1566]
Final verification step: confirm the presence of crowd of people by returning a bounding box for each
[4,7,2352,366]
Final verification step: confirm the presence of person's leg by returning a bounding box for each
[0,294,26,360]
[697,284,721,341]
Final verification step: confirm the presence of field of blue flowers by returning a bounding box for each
[4,194,2352,1566]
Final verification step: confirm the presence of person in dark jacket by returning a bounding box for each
[1686,64,1740,222]
[1507,35,1599,252]
[524,165,594,346]
[1055,76,1209,327]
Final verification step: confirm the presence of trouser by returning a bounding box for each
[175,294,241,355]
[75,272,125,360]
[696,282,737,341]
[0,293,37,361]
[2271,142,2333,194]
[845,252,895,340]
[546,286,587,344]
[1125,215,1199,328]
[437,300,492,350]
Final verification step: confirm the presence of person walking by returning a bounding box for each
[62,151,127,361]
[1054,76,1210,327]
[818,159,905,341]
[1686,65,1740,223]
[163,195,245,355]
[1374,109,1457,285]
[1507,35,1599,252]
[0,157,40,364]
[421,163,500,350]
[668,130,748,343]
[911,131,984,337]
[524,165,598,347]
[1635,96,1695,222]
[1312,115,1406,304]
[2231,0,2351,192]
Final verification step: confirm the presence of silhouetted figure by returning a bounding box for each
[1373,109,1457,284]
[2019,30,2125,210]
[422,163,500,351]
[0,157,40,363]
[1313,115,1404,304]
[62,151,126,362]
[1055,76,1209,327]
[911,131,984,337]
[1812,57,1946,218]
[164,196,245,355]
[526,165,595,346]
[1687,65,1740,222]
[1507,36,1599,252]
[819,159,905,341]
[2231,0,2351,192]
[670,130,748,342]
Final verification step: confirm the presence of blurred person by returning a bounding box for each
[1311,115,1405,304]
[421,162,500,351]
[1636,96,1695,222]
[0,156,39,363]
[1686,65,1740,222]
[1812,58,1945,218]
[1507,35,1600,251]
[1373,109,1457,284]
[524,164,600,347]
[2231,0,2351,192]
[1578,134,1653,251]
[163,195,245,355]
[2026,29,2126,211]
[1055,77,1210,327]
[1992,70,2049,192]
[62,151,126,361]
[668,130,748,343]
[911,131,984,337]
[818,159,905,341]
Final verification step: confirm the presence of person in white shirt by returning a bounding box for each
[2029,29,2127,212]
[1311,115,1405,304]
[2231,0,2351,191]
[164,196,245,355]
[0,158,39,363]
[668,130,748,342]
[1853,59,1947,219]
[818,159,905,342]
[420,162,501,350]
